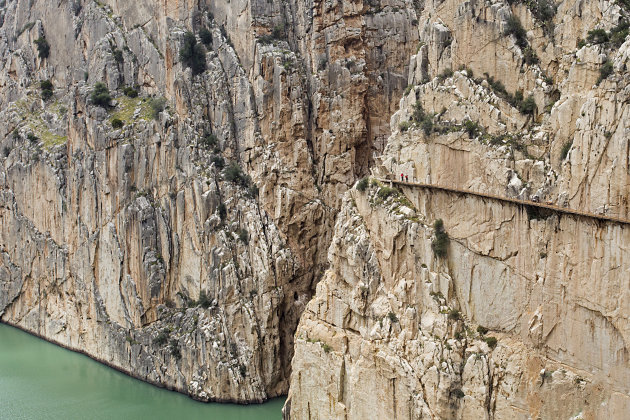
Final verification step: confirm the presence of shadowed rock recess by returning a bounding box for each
[1,0,629,418]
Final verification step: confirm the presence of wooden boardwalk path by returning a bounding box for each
[377,178,630,226]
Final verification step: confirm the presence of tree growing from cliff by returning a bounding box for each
[40,79,53,101]
[180,31,206,76]
[431,219,449,258]
[504,16,527,48]
[90,82,111,107]
[357,177,369,192]
[598,60,614,84]
[34,37,50,59]
[148,97,167,120]
[199,27,212,46]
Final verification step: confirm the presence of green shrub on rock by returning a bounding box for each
[357,177,369,192]
[40,79,53,101]
[148,97,167,120]
[431,219,449,258]
[34,37,50,59]
[199,27,212,46]
[123,87,138,98]
[180,31,206,75]
[90,82,111,107]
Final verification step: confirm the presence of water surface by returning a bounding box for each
[0,324,283,419]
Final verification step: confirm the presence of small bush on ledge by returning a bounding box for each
[40,79,53,101]
[357,177,369,192]
[484,336,498,349]
[180,31,206,76]
[477,326,488,335]
[398,121,410,132]
[90,82,111,107]
[123,87,138,98]
[34,37,50,59]
[377,186,398,200]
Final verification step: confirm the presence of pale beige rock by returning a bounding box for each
[285,0,630,418]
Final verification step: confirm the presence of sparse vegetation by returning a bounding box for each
[387,312,399,323]
[421,117,434,135]
[90,82,112,107]
[398,121,410,132]
[437,68,453,81]
[112,47,123,63]
[610,20,630,47]
[484,336,498,349]
[153,329,169,346]
[464,120,481,139]
[40,79,53,101]
[197,290,212,309]
[111,118,124,129]
[224,162,247,185]
[259,23,286,44]
[431,219,449,258]
[377,186,398,200]
[448,309,461,321]
[523,46,539,65]
[504,15,527,48]
[357,177,369,192]
[180,31,206,75]
[123,87,138,98]
[200,133,218,149]
[587,28,610,44]
[238,228,249,244]
[218,203,227,220]
[211,155,225,169]
[452,389,465,399]
[148,96,167,120]
[598,60,614,83]
[199,27,212,46]
[169,338,182,359]
[519,94,537,115]
[560,140,572,161]
[483,74,536,115]
[584,21,629,49]
[34,37,50,59]
[411,101,435,135]
[506,0,556,31]
[477,326,489,335]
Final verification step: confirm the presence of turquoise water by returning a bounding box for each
[0,324,283,420]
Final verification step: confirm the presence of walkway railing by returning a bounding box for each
[376,178,630,226]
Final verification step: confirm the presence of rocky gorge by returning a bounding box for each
[0,0,629,418]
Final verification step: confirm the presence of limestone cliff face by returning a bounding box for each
[0,0,416,402]
[285,0,630,418]
[285,186,630,418]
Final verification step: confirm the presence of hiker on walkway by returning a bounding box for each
[401,173,404,181]
[405,175,408,182]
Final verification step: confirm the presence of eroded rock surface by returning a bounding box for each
[0,0,416,402]
[285,0,630,418]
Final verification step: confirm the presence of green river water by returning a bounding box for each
[0,324,284,420]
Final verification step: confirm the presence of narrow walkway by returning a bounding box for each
[377,178,630,226]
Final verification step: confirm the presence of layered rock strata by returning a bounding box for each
[0,0,417,402]
[285,0,630,418]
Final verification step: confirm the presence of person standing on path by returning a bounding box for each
[405,175,408,182]
[401,173,404,181]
